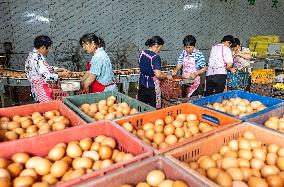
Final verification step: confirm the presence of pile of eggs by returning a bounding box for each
[0,135,134,186]
[207,98,266,117]
[0,110,70,141]
[121,113,216,150]
[80,96,139,121]
[121,169,188,187]
[184,131,284,187]
[264,115,284,131]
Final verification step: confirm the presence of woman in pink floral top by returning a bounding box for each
[25,35,71,102]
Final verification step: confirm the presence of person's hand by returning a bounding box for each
[230,68,237,74]
[166,75,173,80]
[57,68,68,72]
[172,69,177,76]
[59,70,71,78]
[189,72,198,79]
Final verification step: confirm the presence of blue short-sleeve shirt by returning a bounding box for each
[138,50,161,88]
[90,47,116,89]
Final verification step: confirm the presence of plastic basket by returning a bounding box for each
[160,76,185,99]
[0,101,87,141]
[250,83,273,97]
[114,103,241,154]
[166,122,284,186]
[64,91,156,123]
[227,72,249,89]
[0,121,152,187]
[191,90,284,120]
[247,103,284,134]
[76,156,208,187]
[52,89,69,102]
[251,69,275,84]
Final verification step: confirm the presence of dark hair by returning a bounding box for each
[145,36,164,47]
[183,35,197,47]
[98,37,106,49]
[34,35,53,49]
[221,35,235,43]
[79,33,100,47]
[231,38,240,48]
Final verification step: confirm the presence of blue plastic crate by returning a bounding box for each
[191,90,284,120]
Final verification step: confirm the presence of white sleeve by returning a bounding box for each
[223,47,233,64]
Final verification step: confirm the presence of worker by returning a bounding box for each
[231,38,252,72]
[205,35,235,96]
[25,35,71,103]
[79,33,117,93]
[137,36,172,109]
[172,35,207,97]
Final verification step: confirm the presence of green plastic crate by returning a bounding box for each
[64,91,156,123]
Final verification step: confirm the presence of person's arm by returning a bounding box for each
[38,60,59,81]
[153,55,172,79]
[81,71,89,82]
[191,52,207,78]
[172,50,185,75]
[82,71,96,88]
[236,51,252,60]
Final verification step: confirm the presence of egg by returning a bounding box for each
[122,122,133,132]
[276,157,284,170]
[261,165,279,177]
[50,160,68,178]
[99,145,113,160]
[146,170,165,186]
[145,129,155,140]
[0,168,10,179]
[66,143,82,158]
[48,146,65,161]
[5,131,19,140]
[7,162,23,178]
[163,125,175,135]
[240,167,253,182]
[143,123,154,131]
[216,171,232,187]
[13,176,35,187]
[221,157,238,169]
[136,183,150,187]
[199,157,216,170]
[153,133,165,145]
[101,159,113,169]
[248,177,268,187]
[32,182,49,187]
[0,158,9,168]
[72,157,93,169]
[172,120,183,128]
[165,135,178,145]
[164,116,174,125]
[266,175,283,187]
[101,137,116,149]
[42,174,58,185]
[228,140,239,151]
[34,158,52,175]
[206,167,221,180]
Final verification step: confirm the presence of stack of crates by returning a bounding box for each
[250,69,275,96]
[249,35,280,57]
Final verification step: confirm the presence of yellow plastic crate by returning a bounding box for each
[281,45,284,54]
[251,69,275,84]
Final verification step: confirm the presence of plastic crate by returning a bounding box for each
[114,103,241,155]
[0,121,152,187]
[0,101,87,141]
[250,83,273,97]
[52,89,69,102]
[251,69,275,84]
[76,156,207,187]
[247,103,284,133]
[64,91,156,123]
[160,76,183,99]
[191,90,284,120]
[166,122,284,187]
[227,72,249,89]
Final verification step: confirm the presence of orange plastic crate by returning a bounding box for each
[114,103,241,154]
[0,121,153,187]
[166,122,284,186]
[0,100,86,129]
[77,156,207,187]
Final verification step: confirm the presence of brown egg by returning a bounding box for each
[146,170,165,186]
[207,167,221,180]
[165,135,178,145]
[19,168,38,179]
[99,146,113,160]
[50,160,69,178]
[122,122,133,132]
[154,119,164,126]
[34,158,52,176]
[7,121,21,131]
[0,177,11,187]
[0,168,11,179]
[42,174,58,185]
[0,158,9,168]
[13,176,35,187]
[266,175,283,187]
[32,182,49,187]
[101,137,116,149]
[79,138,93,151]
[172,120,183,128]
[12,153,30,164]
[164,116,174,125]
[66,143,82,158]
[153,133,165,145]
[248,177,268,187]
[159,142,169,149]
[21,120,33,129]
[175,128,185,138]
[163,124,175,136]
[172,180,188,187]
[145,129,155,140]
[101,159,114,169]
[72,157,93,169]
[48,147,65,161]
[7,162,24,178]
[143,123,154,131]
[12,115,21,122]
[90,142,101,152]
[216,171,232,187]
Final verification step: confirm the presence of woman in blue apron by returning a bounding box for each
[137,36,172,109]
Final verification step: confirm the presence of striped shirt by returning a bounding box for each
[177,49,206,70]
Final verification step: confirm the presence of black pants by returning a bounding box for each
[205,74,227,96]
[138,85,156,108]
